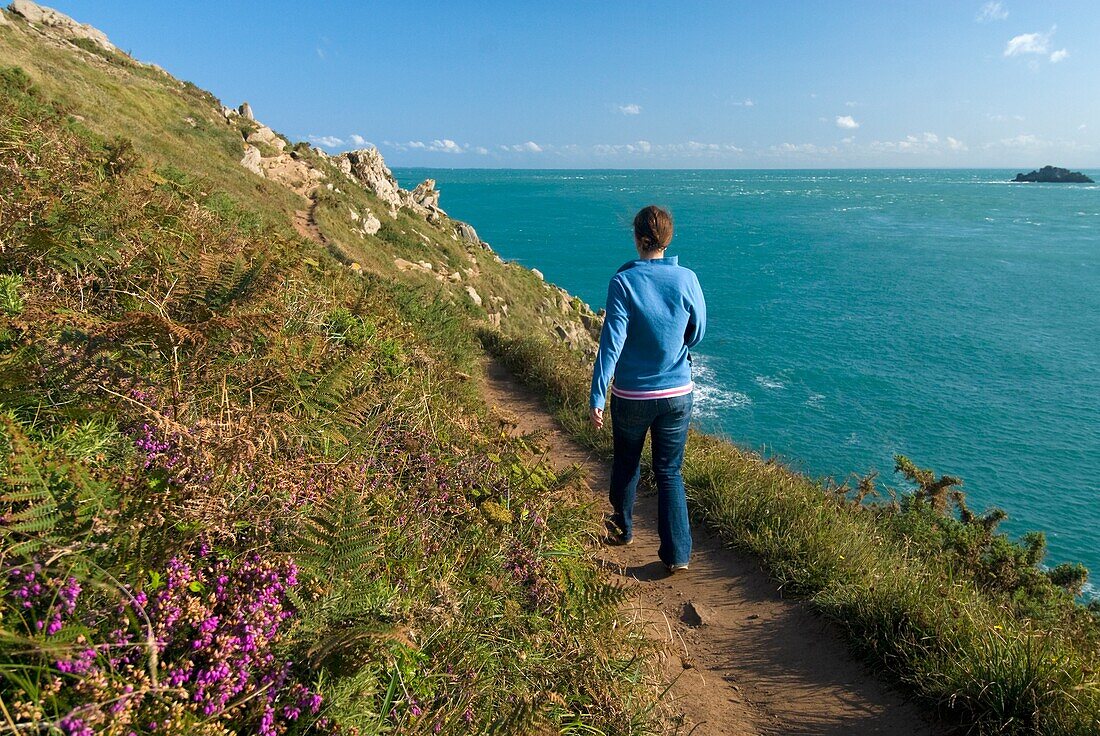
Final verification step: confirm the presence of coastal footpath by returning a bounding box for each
[2,3,1099,734]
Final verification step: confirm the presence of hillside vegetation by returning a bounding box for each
[0,9,659,735]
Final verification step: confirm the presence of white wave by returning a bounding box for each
[692,357,751,418]
[754,375,786,390]
[806,393,826,408]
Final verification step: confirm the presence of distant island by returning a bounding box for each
[1012,166,1095,183]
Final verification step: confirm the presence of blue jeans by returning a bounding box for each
[609,392,693,566]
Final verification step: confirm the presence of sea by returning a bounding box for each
[394,168,1100,591]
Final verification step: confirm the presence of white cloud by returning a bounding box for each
[990,133,1045,147]
[474,146,489,155]
[387,139,467,153]
[618,103,642,115]
[771,142,836,155]
[309,135,344,148]
[349,134,368,146]
[732,98,755,107]
[316,48,326,60]
[430,139,464,153]
[1004,27,1055,57]
[1079,124,1088,131]
[506,141,543,153]
[1049,48,1069,63]
[976,2,1008,22]
[591,140,741,157]
[845,101,859,108]
[868,132,961,154]
[836,115,860,129]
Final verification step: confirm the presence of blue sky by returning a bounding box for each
[44,1,1100,168]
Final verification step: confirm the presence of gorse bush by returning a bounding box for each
[0,68,659,735]
[483,331,1100,734]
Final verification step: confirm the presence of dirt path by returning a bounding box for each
[481,359,944,736]
[292,201,325,245]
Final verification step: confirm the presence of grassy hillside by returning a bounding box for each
[0,12,660,736]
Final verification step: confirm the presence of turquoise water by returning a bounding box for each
[395,168,1100,587]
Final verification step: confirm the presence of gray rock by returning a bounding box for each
[245,124,285,150]
[455,221,479,244]
[1012,166,1094,183]
[239,145,264,177]
[532,268,544,281]
[360,211,381,236]
[10,0,116,51]
[336,148,404,217]
[410,179,441,210]
[465,286,483,307]
[238,102,254,121]
[681,602,706,627]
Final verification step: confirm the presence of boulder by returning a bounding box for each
[335,148,404,217]
[532,269,544,281]
[0,9,9,24]
[9,0,117,51]
[465,286,483,307]
[455,221,480,244]
[410,179,441,210]
[240,145,264,177]
[360,211,381,236]
[246,124,284,150]
[238,102,254,121]
[1013,166,1094,183]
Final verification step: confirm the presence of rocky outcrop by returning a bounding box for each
[240,145,264,178]
[1013,166,1094,183]
[8,1,116,51]
[410,179,441,211]
[246,124,286,151]
[455,222,479,244]
[0,8,9,24]
[238,102,254,121]
[259,153,325,196]
[334,148,404,217]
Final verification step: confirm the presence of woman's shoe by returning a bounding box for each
[666,563,689,574]
[607,531,634,546]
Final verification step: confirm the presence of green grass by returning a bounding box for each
[482,331,1100,735]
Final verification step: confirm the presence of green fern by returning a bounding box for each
[0,415,115,556]
[1,414,62,555]
[293,486,378,581]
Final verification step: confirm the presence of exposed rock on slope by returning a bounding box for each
[240,145,264,177]
[1013,166,1094,183]
[333,148,405,216]
[8,0,115,51]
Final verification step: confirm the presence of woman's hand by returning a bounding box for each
[590,407,604,430]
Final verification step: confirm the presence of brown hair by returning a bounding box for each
[633,205,673,252]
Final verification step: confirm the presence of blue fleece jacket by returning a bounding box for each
[590,255,707,410]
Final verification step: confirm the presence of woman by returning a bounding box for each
[590,205,706,573]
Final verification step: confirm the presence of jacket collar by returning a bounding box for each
[618,255,678,272]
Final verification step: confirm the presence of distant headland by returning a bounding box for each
[1012,166,1094,183]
